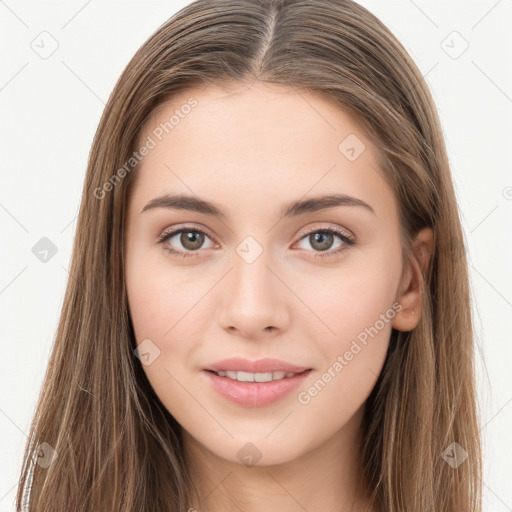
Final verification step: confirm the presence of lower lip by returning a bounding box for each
[202,370,311,408]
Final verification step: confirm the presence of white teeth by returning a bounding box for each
[214,370,298,382]
[237,371,255,382]
[255,372,273,382]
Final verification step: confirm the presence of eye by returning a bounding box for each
[157,224,355,259]
[157,225,216,258]
[294,226,355,259]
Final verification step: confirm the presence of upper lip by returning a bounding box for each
[205,357,311,374]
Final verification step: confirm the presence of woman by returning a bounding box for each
[16,0,482,510]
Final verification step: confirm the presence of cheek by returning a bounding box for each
[125,241,196,341]
[294,258,400,414]
[125,247,214,390]
[293,249,400,339]
[125,252,202,412]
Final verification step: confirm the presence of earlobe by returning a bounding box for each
[392,227,434,332]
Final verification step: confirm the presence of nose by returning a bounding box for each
[216,249,291,339]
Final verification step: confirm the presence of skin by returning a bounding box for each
[124,80,433,512]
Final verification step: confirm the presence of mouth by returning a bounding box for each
[204,356,311,375]
[202,361,312,407]
[205,369,308,382]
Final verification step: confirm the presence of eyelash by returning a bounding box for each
[156,225,355,259]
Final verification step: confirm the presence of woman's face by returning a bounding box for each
[124,81,414,466]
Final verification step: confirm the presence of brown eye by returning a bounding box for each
[158,227,215,257]
[179,230,205,251]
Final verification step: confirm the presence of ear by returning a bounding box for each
[392,227,434,332]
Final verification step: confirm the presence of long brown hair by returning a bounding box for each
[16,0,482,510]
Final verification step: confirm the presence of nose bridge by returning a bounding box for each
[218,239,288,335]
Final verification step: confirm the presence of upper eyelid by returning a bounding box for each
[158,223,217,243]
[299,224,353,238]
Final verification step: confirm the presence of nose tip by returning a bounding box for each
[218,260,289,338]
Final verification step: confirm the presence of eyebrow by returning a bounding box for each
[140,192,376,218]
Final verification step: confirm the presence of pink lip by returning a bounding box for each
[205,357,310,374]
[202,358,312,408]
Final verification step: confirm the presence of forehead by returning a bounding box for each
[129,82,394,220]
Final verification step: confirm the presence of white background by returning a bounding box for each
[1,0,511,510]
